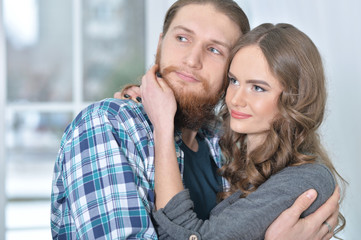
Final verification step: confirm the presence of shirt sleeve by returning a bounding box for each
[51,100,157,239]
[153,163,335,240]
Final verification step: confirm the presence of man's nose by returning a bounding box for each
[183,44,203,69]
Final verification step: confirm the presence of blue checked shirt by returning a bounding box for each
[51,98,227,239]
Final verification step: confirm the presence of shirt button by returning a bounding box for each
[189,234,198,240]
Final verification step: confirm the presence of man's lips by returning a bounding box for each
[230,110,252,119]
[175,71,199,83]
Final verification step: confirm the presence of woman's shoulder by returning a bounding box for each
[265,162,335,216]
[276,162,334,185]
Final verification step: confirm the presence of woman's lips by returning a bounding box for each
[230,110,252,119]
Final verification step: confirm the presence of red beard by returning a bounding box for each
[155,49,223,131]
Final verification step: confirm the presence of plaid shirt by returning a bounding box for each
[51,98,226,239]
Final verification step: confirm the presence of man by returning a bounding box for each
[51,0,339,239]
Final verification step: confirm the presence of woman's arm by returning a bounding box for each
[140,65,184,209]
[265,186,340,240]
[153,163,336,240]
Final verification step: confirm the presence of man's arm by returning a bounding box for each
[265,187,340,240]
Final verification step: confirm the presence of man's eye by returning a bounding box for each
[209,47,221,55]
[177,36,187,42]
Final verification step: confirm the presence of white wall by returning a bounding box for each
[147,1,361,239]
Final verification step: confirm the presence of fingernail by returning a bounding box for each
[156,72,162,78]
[306,189,316,199]
[124,94,130,98]
[136,97,142,103]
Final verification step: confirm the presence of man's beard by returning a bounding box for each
[155,49,224,131]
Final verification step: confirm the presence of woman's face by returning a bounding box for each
[226,45,283,142]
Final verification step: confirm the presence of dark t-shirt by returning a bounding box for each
[181,134,223,220]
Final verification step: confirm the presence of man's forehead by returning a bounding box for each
[168,4,240,47]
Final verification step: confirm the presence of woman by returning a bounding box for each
[141,23,346,239]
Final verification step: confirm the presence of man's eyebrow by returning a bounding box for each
[172,25,232,50]
[211,39,232,50]
[172,25,194,34]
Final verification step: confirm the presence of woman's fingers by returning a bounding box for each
[114,84,141,103]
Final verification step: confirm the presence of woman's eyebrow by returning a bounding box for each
[246,79,271,87]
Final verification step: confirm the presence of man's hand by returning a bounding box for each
[265,187,340,240]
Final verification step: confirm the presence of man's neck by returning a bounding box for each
[181,128,199,152]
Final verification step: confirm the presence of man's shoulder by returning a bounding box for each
[83,98,143,117]
[72,98,144,125]
[61,98,148,142]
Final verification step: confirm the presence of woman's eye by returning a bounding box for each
[209,47,221,55]
[228,77,239,86]
[254,85,265,92]
[177,36,187,42]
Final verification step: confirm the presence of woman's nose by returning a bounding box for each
[231,88,247,107]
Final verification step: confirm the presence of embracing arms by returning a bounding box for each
[117,67,340,239]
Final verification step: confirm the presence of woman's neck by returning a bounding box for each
[246,133,267,154]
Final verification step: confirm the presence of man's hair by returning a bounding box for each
[162,0,250,37]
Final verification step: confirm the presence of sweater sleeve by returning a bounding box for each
[152,163,335,240]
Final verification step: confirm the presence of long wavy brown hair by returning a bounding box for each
[218,23,346,236]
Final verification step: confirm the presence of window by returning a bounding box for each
[1,0,145,238]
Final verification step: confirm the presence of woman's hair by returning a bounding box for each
[218,23,346,236]
[162,0,250,38]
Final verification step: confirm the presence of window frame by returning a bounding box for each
[1,0,93,237]
[1,0,7,237]
[0,0,169,238]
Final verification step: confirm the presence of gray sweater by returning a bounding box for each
[153,163,335,240]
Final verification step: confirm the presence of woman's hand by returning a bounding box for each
[141,65,177,131]
[141,65,183,209]
[114,84,142,103]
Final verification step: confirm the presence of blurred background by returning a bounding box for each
[0,0,360,239]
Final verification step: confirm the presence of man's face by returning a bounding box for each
[156,4,241,130]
